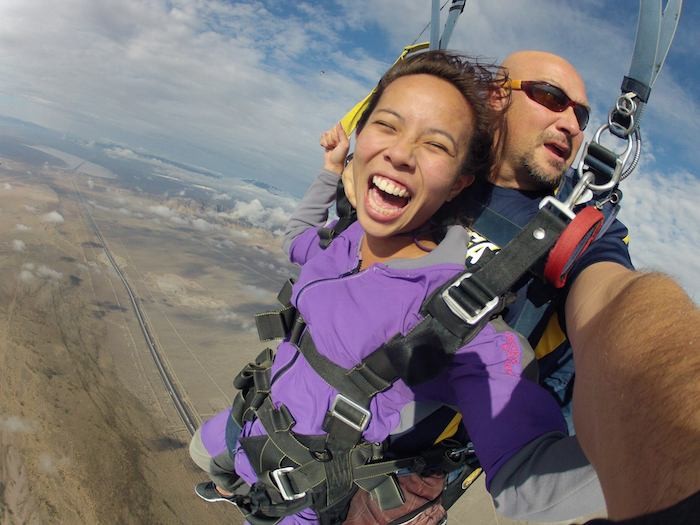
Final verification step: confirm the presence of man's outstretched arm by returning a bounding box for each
[565,262,700,519]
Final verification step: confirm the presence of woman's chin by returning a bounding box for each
[358,213,400,239]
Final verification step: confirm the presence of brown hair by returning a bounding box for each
[356,50,509,228]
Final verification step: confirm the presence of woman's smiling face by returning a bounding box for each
[353,73,475,239]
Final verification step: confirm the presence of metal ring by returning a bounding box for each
[615,93,637,117]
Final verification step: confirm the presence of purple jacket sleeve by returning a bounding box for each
[447,320,567,485]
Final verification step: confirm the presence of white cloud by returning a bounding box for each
[618,167,700,302]
[21,262,62,282]
[12,239,25,251]
[191,217,217,232]
[36,265,63,280]
[148,205,176,218]
[0,0,375,192]
[221,198,290,231]
[169,215,188,226]
[214,311,240,323]
[0,415,36,433]
[19,270,35,283]
[15,224,31,231]
[2,182,12,190]
[41,211,64,223]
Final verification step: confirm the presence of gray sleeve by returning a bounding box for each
[489,432,605,521]
[282,170,339,256]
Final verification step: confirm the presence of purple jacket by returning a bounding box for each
[234,219,566,489]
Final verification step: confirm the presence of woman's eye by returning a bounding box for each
[427,142,449,153]
[374,120,395,130]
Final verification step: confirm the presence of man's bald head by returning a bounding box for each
[494,50,589,190]
[502,51,586,88]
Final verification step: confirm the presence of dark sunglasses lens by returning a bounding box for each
[529,84,568,111]
[574,106,589,130]
[529,83,588,131]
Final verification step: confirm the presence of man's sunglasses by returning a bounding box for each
[506,80,590,131]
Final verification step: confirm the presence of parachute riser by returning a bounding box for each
[572,118,639,213]
[562,0,683,215]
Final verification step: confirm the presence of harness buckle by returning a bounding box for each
[539,195,576,220]
[270,467,306,501]
[441,273,500,325]
[329,394,371,432]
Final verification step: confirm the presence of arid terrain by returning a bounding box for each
[0,142,291,523]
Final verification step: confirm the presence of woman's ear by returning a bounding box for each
[341,159,357,207]
[447,174,474,202]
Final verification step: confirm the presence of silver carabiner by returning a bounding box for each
[608,92,639,138]
[576,125,635,194]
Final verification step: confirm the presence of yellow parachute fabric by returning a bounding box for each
[339,42,430,136]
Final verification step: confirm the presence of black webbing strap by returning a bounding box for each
[256,397,311,466]
[427,203,570,330]
[255,279,297,341]
[296,332,405,515]
[319,180,358,249]
[234,203,570,518]
[232,348,274,427]
[298,332,392,403]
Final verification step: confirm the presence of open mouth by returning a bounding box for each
[366,175,411,220]
[544,142,569,161]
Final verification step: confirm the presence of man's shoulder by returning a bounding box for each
[468,182,547,229]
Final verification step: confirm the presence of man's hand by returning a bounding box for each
[320,122,349,175]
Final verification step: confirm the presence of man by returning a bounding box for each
[459,50,700,522]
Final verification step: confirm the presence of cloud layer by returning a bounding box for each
[0,0,697,298]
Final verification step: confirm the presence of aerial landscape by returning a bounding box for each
[0,119,296,524]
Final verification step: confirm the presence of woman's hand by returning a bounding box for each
[320,122,349,175]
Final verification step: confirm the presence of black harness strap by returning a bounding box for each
[445,204,569,315]
[255,279,298,341]
[318,180,357,249]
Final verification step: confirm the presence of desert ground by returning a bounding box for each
[0,150,276,524]
[0,136,589,524]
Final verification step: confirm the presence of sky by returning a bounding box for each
[0,0,698,299]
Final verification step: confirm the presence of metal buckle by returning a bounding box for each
[539,195,576,220]
[441,273,500,325]
[329,394,371,432]
[271,467,306,501]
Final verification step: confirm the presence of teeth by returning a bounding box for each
[373,175,409,198]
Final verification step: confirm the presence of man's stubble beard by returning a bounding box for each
[519,148,567,192]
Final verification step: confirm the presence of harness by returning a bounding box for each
[230,280,482,524]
